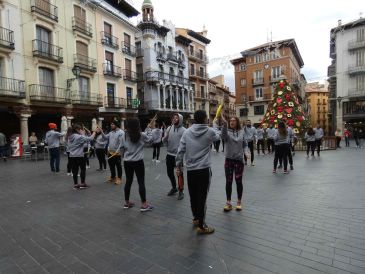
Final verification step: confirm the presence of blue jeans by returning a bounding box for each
[49,147,60,172]
[0,145,7,158]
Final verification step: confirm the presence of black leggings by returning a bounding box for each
[187,168,211,229]
[257,139,265,154]
[108,154,122,179]
[244,141,254,163]
[152,143,161,160]
[306,141,315,155]
[267,139,275,153]
[274,144,289,170]
[67,152,72,173]
[96,148,106,169]
[224,158,244,201]
[214,140,221,152]
[124,160,146,203]
[83,147,89,166]
[70,157,86,184]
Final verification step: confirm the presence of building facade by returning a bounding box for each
[136,0,193,124]
[231,39,304,125]
[305,82,329,133]
[328,18,365,134]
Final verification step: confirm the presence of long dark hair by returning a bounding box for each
[125,118,141,143]
[66,127,73,141]
[229,116,241,131]
[307,127,315,135]
[72,124,82,134]
[278,122,287,136]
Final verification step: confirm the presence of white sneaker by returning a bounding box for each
[86,165,90,169]
[67,173,71,176]
[156,160,160,163]
[152,159,156,162]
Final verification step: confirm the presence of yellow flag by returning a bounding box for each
[215,104,223,119]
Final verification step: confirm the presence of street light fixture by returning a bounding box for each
[337,96,343,109]
[66,66,81,90]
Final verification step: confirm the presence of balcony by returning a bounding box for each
[156,51,166,62]
[188,50,208,63]
[348,39,365,51]
[249,94,271,101]
[348,64,365,75]
[348,87,365,97]
[30,0,58,22]
[29,84,70,104]
[269,76,281,83]
[103,63,122,78]
[136,47,144,57]
[72,92,102,106]
[0,76,25,99]
[103,96,138,109]
[252,78,264,86]
[123,69,138,82]
[145,71,190,86]
[32,39,63,63]
[72,17,92,37]
[101,31,119,49]
[74,54,96,73]
[327,64,336,78]
[167,52,179,63]
[190,71,209,80]
[121,42,136,57]
[0,27,14,50]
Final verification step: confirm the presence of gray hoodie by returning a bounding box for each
[221,124,247,161]
[121,128,153,161]
[45,130,65,148]
[102,129,124,153]
[151,128,163,144]
[162,114,186,156]
[305,132,316,142]
[68,134,94,157]
[314,127,324,140]
[267,127,276,139]
[175,123,221,171]
[274,129,290,145]
[244,126,256,142]
[94,134,107,149]
[256,128,264,140]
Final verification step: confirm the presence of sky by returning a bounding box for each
[131,0,362,91]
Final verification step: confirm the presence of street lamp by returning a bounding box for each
[66,66,81,90]
[337,96,342,109]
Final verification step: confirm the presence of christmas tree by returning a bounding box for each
[261,79,308,134]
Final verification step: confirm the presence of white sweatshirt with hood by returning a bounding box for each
[162,114,186,157]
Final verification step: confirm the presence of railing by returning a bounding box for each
[72,92,102,106]
[101,31,119,49]
[327,64,336,77]
[190,71,209,79]
[249,94,271,101]
[29,84,70,103]
[136,47,144,57]
[156,51,166,61]
[348,64,365,75]
[188,50,208,63]
[252,78,264,85]
[103,63,122,77]
[74,54,96,72]
[0,76,25,98]
[145,71,190,86]
[123,69,138,82]
[103,96,139,109]
[167,52,179,62]
[0,27,14,49]
[32,39,63,63]
[72,17,92,37]
[121,42,136,56]
[348,39,365,50]
[348,88,365,97]
[269,76,281,83]
[30,0,58,22]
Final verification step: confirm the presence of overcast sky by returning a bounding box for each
[132,0,362,91]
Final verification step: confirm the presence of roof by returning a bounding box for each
[187,29,211,44]
[175,35,192,46]
[230,56,245,64]
[240,39,304,67]
[331,17,365,34]
[104,0,139,17]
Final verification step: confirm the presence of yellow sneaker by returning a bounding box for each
[236,204,243,211]
[223,203,233,212]
[115,178,122,185]
[197,225,215,235]
[107,177,116,183]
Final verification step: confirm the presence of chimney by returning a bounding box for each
[338,19,342,26]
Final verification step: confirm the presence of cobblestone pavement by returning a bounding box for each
[0,147,365,274]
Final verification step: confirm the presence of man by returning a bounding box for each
[45,123,65,172]
[102,120,124,185]
[314,124,324,156]
[0,132,7,162]
[243,120,256,166]
[256,125,265,155]
[176,110,221,235]
[162,113,186,200]
[266,125,275,154]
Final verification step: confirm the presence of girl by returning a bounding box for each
[273,122,290,174]
[220,115,246,212]
[151,122,163,163]
[94,128,107,171]
[121,118,154,212]
[67,124,96,189]
[305,127,316,157]
[65,127,73,176]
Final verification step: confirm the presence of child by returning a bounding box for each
[305,127,316,157]
[151,122,163,163]
[94,129,107,171]
[273,122,290,174]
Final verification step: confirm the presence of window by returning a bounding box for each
[103,22,112,43]
[357,28,365,42]
[254,105,264,115]
[190,63,195,75]
[39,67,54,87]
[317,98,320,104]
[240,63,246,71]
[126,87,133,107]
[255,88,263,99]
[199,49,203,59]
[199,67,205,77]
[36,26,51,55]
[323,99,326,104]
[254,70,263,80]
[240,94,246,103]
[76,41,88,60]
[189,45,194,55]
[240,78,246,87]
[105,51,113,72]
[239,108,248,117]
[125,58,132,78]
[191,83,196,92]
[78,77,89,93]
[254,54,261,63]
[272,66,281,79]
[124,33,131,47]
[355,50,365,66]
[356,75,365,90]
[73,5,86,30]
[106,83,115,105]
[0,58,4,76]
[200,85,205,98]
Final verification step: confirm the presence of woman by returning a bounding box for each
[67,124,96,189]
[220,115,246,212]
[29,132,38,147]
[65,127,73,176]
[273,122,290,174]
[94,128,107,171]
[335,129,342,148]
[121,118,154,212]
[305,127,316,157]
[151,122,163,163]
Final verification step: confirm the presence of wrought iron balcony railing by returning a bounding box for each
[0,76,25,98]
[29,84,70,103]
[0,27,14,49]
[188,50,208,63]
[121,42,136,56]
[30,0,58,22]
[103,63,122,77]
[103,96,139,109]
[123,69,138,82]
[74,54,96,72]
[72,92,102,106]
[32,39,63,63]
[101,31,119,49]
[72,17,92,37]
[145,71,190,86]
[252,78,264,85]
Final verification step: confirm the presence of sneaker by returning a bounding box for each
[283,170,289,174]
[177,191,184,200]
[107,177,116,183]
[96,168,103,171]
[236,204,242,211]
[152,159,156,162]
[192,219,199,227]
[140,204,153,212]
[67,173,72,176]
[223,203,233,212]
[167,188,178,196]
[156,160,160,163]
[278,165,282,169]
[86,165,90,169]
[251,162,255,166]
[79,183,90,189]
[197,225,215,235]
[115,178,122,185]
[123,202,135,209]
[73,184,80,190]
[290,165,294,170]
[273,169,276,174]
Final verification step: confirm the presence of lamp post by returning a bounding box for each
[337,96,342,109]
[66,66,81,90]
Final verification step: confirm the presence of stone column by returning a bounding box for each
[191,91,195,111]
[20,114,31,145]
[157,83,161,109]
[98,117,104,128]
[66,116,73,128]
[187,89,190,111]
[176,87,179,110]
[169,86,173,110]
[162,85,166,109]
[182,89,185,110]
[121,118,126,130]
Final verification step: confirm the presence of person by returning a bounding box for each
[29,132,38,147]
[65,127,73,176]
[94,129,107,171]
[67,124,96,189]
[120,118,154,212]
[305,127,316,157]
[243,120,256,166]
[220,115,246,212]
[314,124,324,156]
[287,125,294,170]
[83,136,90,169]
[102,120,124,185]
[45,123,65,173]
[151,122,163,163]
[344,128,350,147]
[162,113,186,200]
[266,125,276,154]
[0,132,7,162]
[256,125,265,155]
[335,129,342,148]
[273,122,290,174]
[176,110,221,234]
[353,128,360,148]
[214,137,221,153]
